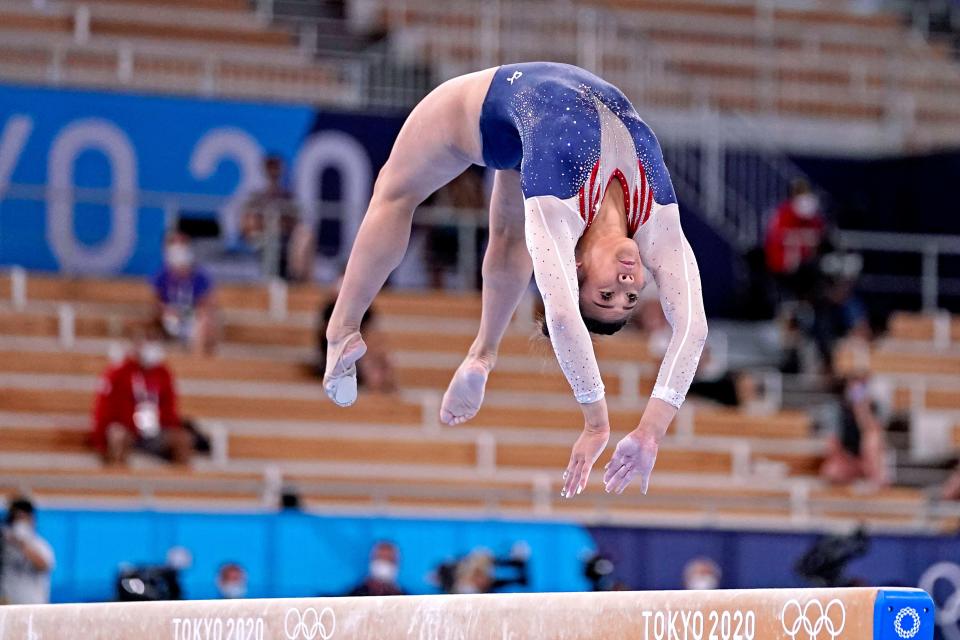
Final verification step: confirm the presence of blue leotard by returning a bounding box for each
[479,62,676,208]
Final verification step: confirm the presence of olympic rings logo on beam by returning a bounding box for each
[284,607,336,640]
[780,598,846,640]
[919,561,960,640]
[894,607,921,639]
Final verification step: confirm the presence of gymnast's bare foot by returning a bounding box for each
[324,330,367,407]
[440,353,494,425]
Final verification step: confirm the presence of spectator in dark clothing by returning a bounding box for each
[241,155,315,281]
[152,233,218,355]
[810,252,870,373]
[820,376,888,487]
[316,295,396,393]
[91,328,192,465]
[347,541,406,597]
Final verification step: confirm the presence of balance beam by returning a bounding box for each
[0,587,934,640]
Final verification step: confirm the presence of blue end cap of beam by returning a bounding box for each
[874,588,935,640]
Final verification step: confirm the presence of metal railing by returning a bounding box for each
[0,183,487,287]
[835,229,960,311]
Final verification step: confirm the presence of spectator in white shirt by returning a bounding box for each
[1,497,55,605]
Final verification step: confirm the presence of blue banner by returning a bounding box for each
[0,83,404,275]
[34,509,595,602]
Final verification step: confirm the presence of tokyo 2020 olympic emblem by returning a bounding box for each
[284,607,336,640]
[894,607,921,639]
[781,598,846,640]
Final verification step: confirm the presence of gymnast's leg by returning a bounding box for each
[441,170,532,424]
[324,87,475,406]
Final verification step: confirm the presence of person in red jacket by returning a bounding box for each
[91,330,191,465]
[765,179,826,278]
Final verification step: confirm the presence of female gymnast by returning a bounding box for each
[323,62,707,499]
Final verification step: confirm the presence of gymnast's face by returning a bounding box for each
[577,237,643,324]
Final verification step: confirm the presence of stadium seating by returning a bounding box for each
[0,0,357,103]
[2,0,960,147]
[370,0,960,147]
[0,271,955,533]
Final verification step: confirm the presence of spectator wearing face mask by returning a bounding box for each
[1,497,55,605]
[215,562,248,599]
[90,328,192,465]
[152,233,218,356]
[346,541,405,596]
[764,179,826,291]
[682,557,721,591]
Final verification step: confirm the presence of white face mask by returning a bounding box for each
[11,519,32,541]
[369,559,398,583]
[686,574,719,590]
[792,193,819,218]
[166,244,193,269]
[219,581,247,599]
[107,341,127,364]
[140,342,165,368]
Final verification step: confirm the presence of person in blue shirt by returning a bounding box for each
[151,233,218,355]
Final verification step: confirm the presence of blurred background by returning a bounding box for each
[1,0,960,634]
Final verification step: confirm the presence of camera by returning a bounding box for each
[795,527,870,587]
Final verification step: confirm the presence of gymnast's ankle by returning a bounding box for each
[326,323,362,345]
[465,349,497,372]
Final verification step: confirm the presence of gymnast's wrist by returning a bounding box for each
[580,399,610,433]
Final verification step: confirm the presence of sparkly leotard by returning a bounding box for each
[479,62,707,408]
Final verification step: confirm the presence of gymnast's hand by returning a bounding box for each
[604,430,659,495]
[562,424,609,499]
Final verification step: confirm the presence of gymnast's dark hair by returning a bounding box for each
[539,313,627,338]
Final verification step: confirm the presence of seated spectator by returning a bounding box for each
[316,294,396,393]
[1,496,55,605]
[683,557,721,590]
[346,541,405,596]
[241,155,315,282]
[809,252,870,374]
[152,233,218,355]
[215,562,248,599]
[765,179,826,297]
[820,375,889,487]
[91,327,192,465]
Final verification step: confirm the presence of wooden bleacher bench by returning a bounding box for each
[888,311,960,343]
[893,386,960,412]
[688,407,811,439]
[76,0,250,11]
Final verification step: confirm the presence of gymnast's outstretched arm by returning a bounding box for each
[440,170,532,425]
[324,78,478,406]
[523,195,612,498]
[604,203,708,494]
